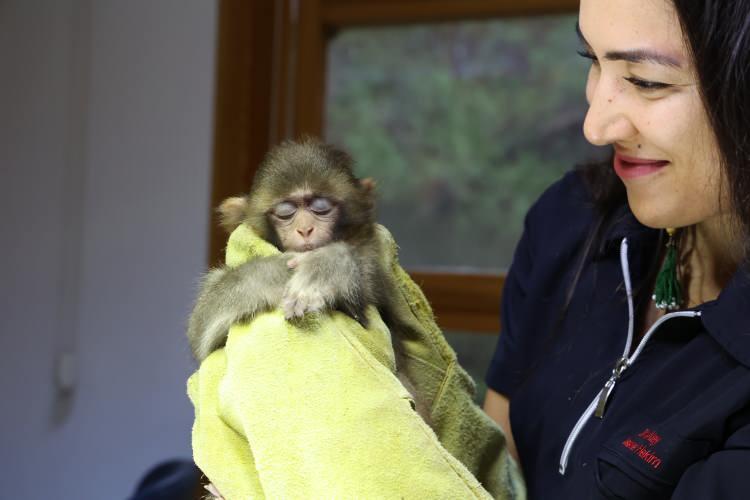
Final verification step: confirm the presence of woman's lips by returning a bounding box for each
[613,153,669,179]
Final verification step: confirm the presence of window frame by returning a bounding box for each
[210,0,579,332]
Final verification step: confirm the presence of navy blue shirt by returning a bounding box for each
[486,171,750,499]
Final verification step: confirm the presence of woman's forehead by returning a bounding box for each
[578,0,688,65]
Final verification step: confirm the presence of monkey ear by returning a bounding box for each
[217,196,248,233]
[360,177,376,193]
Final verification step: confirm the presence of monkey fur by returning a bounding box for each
[187,139,396,362]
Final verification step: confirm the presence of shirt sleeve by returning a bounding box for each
[671,424,750,499]
[484,170,591,399]
[485,208,535,399]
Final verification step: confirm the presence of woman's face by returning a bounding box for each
[579,0,727,229]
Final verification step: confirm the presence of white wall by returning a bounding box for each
[0,0,217,497]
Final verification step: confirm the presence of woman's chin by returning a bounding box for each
[626,193,682,230]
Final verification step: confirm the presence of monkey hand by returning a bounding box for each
[285,252,303,269]
[282,253,335,319]
[282,280,334,319]
[282,243,360,320]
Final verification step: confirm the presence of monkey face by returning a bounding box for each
[269,194,340,252]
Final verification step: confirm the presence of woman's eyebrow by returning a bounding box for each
[575,22,684,69]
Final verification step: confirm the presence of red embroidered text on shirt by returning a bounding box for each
[621,428,663,470]
[638,428,662,446]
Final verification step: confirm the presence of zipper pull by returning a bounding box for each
[595,378,616,418]
[594,357,629,419]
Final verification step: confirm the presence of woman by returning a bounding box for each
[484,0,750,498]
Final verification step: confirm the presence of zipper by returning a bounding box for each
[594,356,629,418]
[557,238,701,475]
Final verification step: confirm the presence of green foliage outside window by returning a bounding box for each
[326,15,605,271]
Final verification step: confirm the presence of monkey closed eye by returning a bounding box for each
[308,197,333,215]
[273,201,297,220]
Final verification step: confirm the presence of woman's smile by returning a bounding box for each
[613,151,670,179]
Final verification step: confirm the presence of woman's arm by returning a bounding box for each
[483,388,520,464]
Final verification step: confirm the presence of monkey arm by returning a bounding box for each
[189,241,377,363]
[282,241,370,322]
[187,254,292,362]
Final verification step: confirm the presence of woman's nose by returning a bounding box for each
[583,78,637,146]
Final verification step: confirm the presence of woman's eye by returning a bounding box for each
[577,49,599,65]
[624,76,671,91]
[309,197,333,214]
[273,201,297,219]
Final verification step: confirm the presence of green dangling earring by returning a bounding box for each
[652,228,683,310]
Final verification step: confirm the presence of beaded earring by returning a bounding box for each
[652,228,683,310]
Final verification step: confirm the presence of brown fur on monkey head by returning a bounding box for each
[218,138,376,251]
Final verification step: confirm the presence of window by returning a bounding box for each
[325,17,599,271]
[210,1,589,388]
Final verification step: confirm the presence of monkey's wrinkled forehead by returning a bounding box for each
[246,139,376,234]
[251,139,362,201]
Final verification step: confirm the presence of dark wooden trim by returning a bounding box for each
[294,0,328,137]
[285,0,578,139]
[321,0,579,26]
[409,272,504,332]
[209,0,278,266]
[270,0,293,145]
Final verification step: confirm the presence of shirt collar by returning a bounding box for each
[593,203,660,260]
[594,202,750,367]
[698,265,750,368]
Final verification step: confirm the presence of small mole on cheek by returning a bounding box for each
[638,144,642,149]
[608,99,613,103]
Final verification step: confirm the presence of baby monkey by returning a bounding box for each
[187,139,393,362]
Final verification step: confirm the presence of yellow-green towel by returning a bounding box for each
[187,224,525,499]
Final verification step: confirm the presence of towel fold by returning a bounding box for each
[187,224,525,499]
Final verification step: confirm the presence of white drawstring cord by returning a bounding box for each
[558,238,635,475]
[621,238,635,356]
[557,238,700,475]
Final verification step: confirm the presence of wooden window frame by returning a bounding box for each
[210,0,579,333]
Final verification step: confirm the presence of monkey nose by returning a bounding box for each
[297,227,314,238]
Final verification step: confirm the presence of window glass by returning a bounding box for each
[325,16,606,271]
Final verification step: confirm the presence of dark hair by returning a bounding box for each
[566,1,750,316]
[672,0,750,255]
